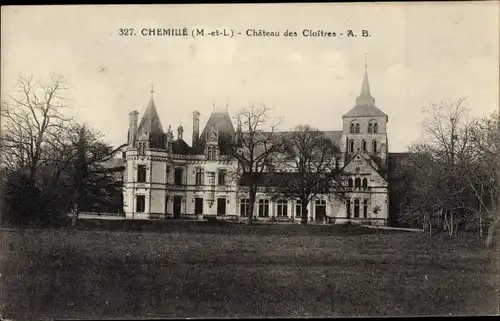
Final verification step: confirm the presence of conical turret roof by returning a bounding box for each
[137,98,164,136]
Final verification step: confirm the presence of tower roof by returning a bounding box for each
[343,62,387,120]
[137,98,165,136]
[200,110,235,140]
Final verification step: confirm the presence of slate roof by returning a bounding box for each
[200,111,235,140]
[343,104,388,118]
[172,139,192,155]
[137,99,164,137]
[240,130,343,147]
[100,157,125,169]
[238,172,301,187]
[323,130,343,146]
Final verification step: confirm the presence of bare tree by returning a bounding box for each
[226,105,283,224]
[265,125,346,225]
[400,99,477,237]
[1,74,72,181]
[463,112,500,246]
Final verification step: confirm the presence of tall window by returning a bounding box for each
[348,178,353,188]
[195,168,204,185]
[195,197,204,214]
[355,123,360,133]
[240,198,250,217]
[218,169,227,185]
[346,199,351,218]
[368,123,373,134]
[362,140,367,152]
[258,199,270,217]
[362,178,368,190]
[350,123,355,134]
[277,199,288,217]
[217,198,226,216]
[295,199,302,217]
[354,199,360,218]
[136,195,145,213]
[373,123,378,133]
[355,177,361,189]
[363,200,368,218]
[137,165,146,183]
[174,168,183,185]
[207,146,217,160]
[349,140,354,153]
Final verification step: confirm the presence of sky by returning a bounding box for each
[1,3,498,152]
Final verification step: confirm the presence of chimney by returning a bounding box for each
[128,110,139,146]
[192,110,200,146]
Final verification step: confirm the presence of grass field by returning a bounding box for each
[0,221,498,319]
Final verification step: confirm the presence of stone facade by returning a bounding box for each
[123,67,390,225]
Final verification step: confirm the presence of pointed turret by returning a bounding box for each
[355,63,375,106]
[137,85,166,149]
[343,60,387,120]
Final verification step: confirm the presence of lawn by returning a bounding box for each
[0,221,498,319]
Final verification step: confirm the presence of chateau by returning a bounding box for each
[123,66,390,225]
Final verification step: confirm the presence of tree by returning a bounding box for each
[1,74,72,180]
[63,123,126,226]
[265,125,346,225]
[399,98,477,237]
[463,112,500,246]
[0,73,126,227]
[226,105,283,224]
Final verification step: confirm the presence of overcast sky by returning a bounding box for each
[1,3,498,152]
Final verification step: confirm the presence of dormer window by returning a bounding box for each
[207,146,217,160]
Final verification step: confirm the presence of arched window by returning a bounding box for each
[368,123,373,134]
[349,140,354,153]
[355,177,361,189]
[348,178,353,188]
[372,140,378,153]
[362,140,367,152]
[355,123,360,133]
[350,123,355,134]
[373,123,379,133]
[362,178,368,190]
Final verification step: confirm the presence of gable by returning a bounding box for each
[342,153,386,182]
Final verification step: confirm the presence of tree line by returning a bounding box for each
[391,98,499,246]
[0,74,125,227]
